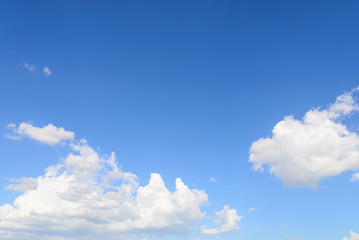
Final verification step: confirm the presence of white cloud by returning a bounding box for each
[1,136,208,239]
[249,87,359,188]
[350,172,359,182]
[43,66,52,76]
[5,177,38,192]
[248,207,255,214]
[343,231,359,240]
[209,178,217,182]
[6,122,75,145]
[24,63,36,72]
[201,205,242,235]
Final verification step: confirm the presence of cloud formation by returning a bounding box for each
[343,231,359,240]
[22,62,52,76]
[201,205,242,235]
[249,88,359,188]
[1,124,209,239]
[6,122,75,145]
[209,178,217,182]
[42,66,52,76]
[5,177,38,192]
[24,63,36,72]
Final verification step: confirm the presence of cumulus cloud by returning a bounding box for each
[249,87,359,188]
[43,66,52,76]
[343,231,359,240]
[6,122,75,145]
[201,205,242,235]
[1,128,209,239]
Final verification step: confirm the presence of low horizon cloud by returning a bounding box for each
[1,122,240,239]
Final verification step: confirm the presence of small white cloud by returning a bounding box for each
[209,178,217,182]
[248,207,255,214]
[43,66,52,76]
[5,177,38,192]
[201,205,242,235]
[343,231,359,240]
[351,172,359,182]
[6,122,75,145]
[249,87,359,188]
[24,62,36,72]
[256,228,263,232]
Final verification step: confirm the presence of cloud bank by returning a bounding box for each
[250,88,359,188]
[1,123,211,239]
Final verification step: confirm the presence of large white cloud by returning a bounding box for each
[249,88,359,188]
[343,231,359,240]
[201,205,242,235]
[6,122,75,145]
[1,125,210,239]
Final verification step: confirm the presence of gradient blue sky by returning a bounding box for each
[1,1,359,240]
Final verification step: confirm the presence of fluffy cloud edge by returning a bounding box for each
[249,87,359,188]
[201,205,242,235]
[343,231,359,240]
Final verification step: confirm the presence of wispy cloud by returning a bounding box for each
[24,62,36,72]
[248,207,255,214]
[209,177,217,182]
[22,62,53,76]
[42,66,52,76]
[249,87,359,188]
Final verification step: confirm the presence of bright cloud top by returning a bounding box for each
[250,87,359,188]
[343,231,359,240]
[201,205,242,235]
[1,124,211,239]
[6,122,75,145]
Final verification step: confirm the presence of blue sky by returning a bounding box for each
[1,1,359,239]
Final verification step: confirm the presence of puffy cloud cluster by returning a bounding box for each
[201,205,242,235]
[6,122,74,145]
[249,88,359,188]
[1,124,209,239]
[343,231,359,240]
